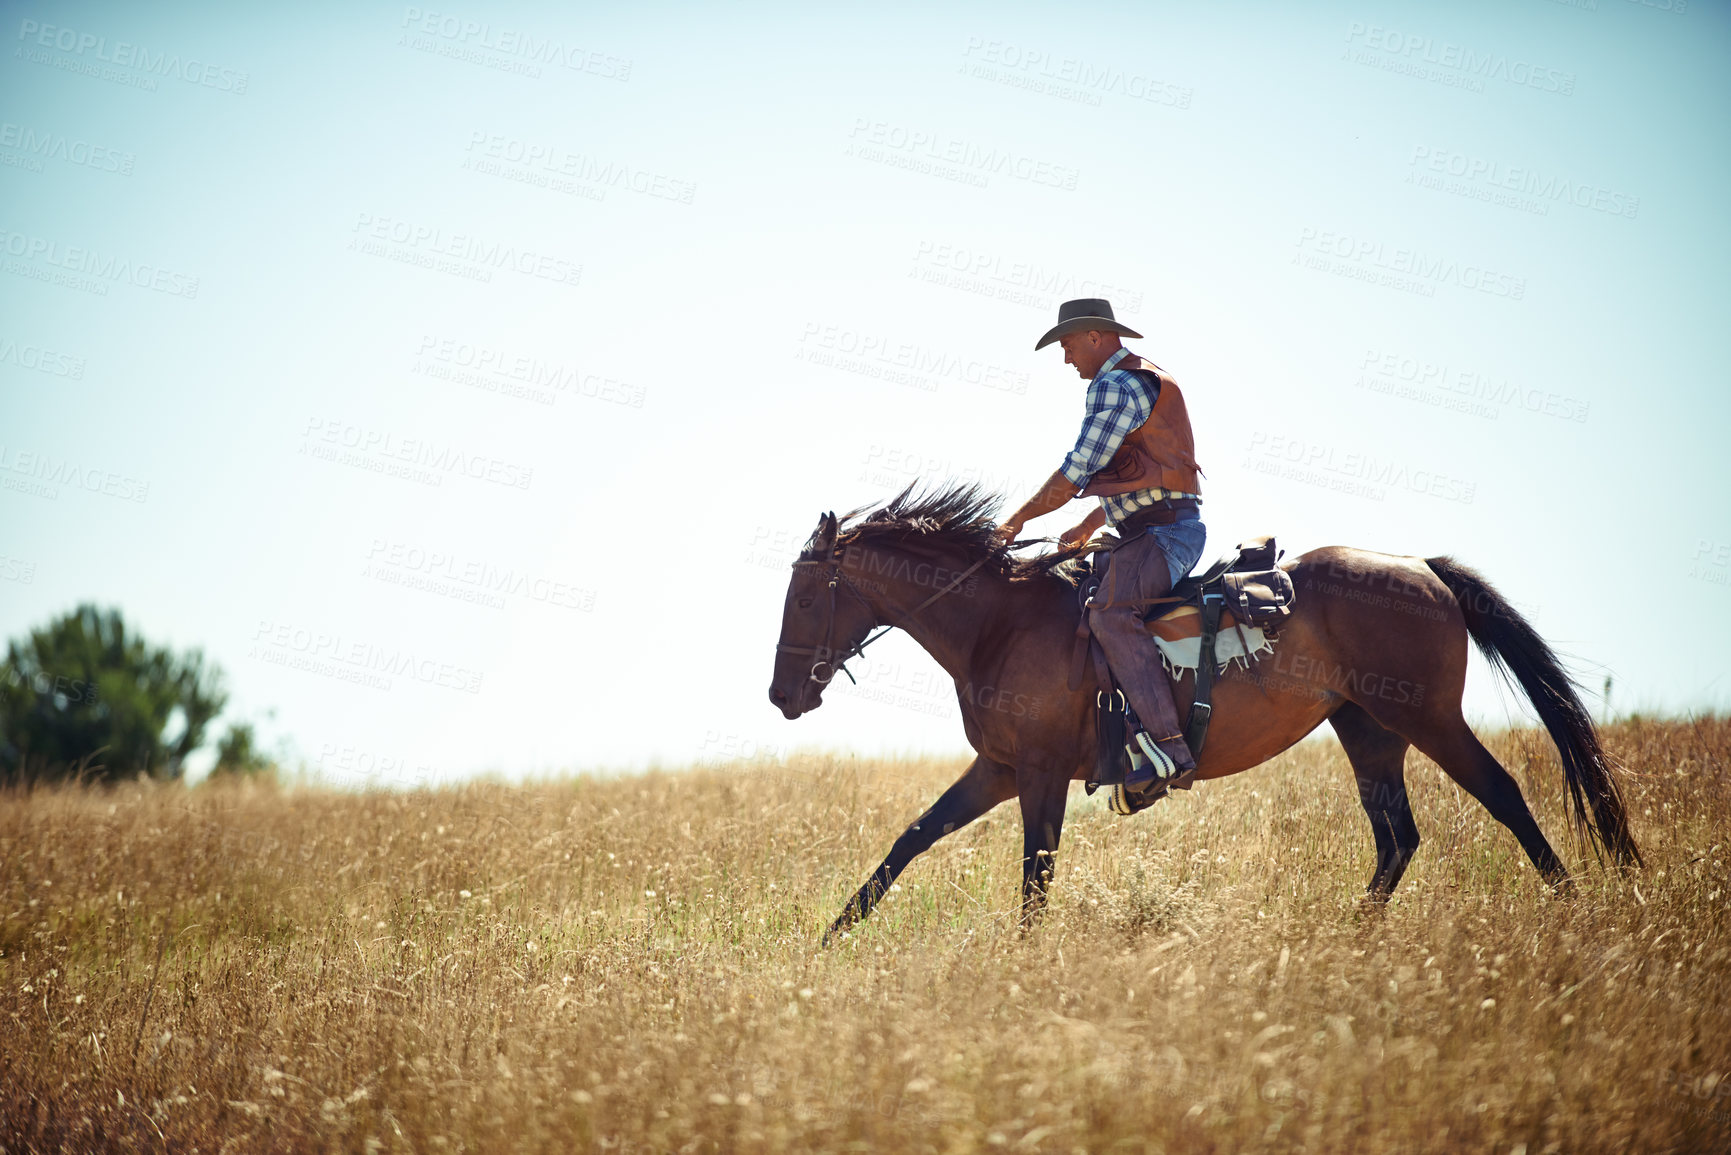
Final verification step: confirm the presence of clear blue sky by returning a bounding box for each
[3,0,1727,786]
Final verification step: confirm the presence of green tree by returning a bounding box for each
[0,604,228,784]
[210,720,275,779]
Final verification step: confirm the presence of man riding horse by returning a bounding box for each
[993,298,1206,806]
[774,299,1639,940]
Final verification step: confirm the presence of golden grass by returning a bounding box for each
[2,716,1728,1153]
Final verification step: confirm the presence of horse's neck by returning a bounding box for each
[867,557,1064,685]
[864,553,993,682]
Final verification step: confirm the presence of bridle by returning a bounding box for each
[774,544,991,686]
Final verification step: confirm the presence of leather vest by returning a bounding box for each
[1078,353,1203,498]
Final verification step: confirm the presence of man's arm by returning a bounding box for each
[995,468,1080,544]
[995,361,1150,546]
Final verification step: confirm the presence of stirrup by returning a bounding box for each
[1108,777,1169,816]
[1109,780,1154,815]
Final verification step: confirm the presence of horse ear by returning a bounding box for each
[809,510,838,555]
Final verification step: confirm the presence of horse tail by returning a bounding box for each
[1425,556,1641,868]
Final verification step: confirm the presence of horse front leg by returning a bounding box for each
[1016,766,1072,930]
[822,754,1016,945]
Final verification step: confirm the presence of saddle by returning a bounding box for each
[1070,535,1296,794]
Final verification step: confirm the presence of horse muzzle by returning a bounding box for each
[768,674,825,720]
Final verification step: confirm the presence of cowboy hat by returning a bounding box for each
[1034,298,1143,351]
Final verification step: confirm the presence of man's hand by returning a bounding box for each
[1058,506,1106,549]
[1057,522,1094,549]
[992,521,1024,549]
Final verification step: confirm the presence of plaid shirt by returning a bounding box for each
[1059,347,1199,527]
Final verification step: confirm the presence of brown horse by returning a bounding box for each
[767,484,1639,944]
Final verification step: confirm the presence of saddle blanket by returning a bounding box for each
[1145,604,1275,678]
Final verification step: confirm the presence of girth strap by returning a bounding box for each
[1184,592,1224,757]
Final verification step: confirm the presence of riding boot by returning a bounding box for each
[1135,730,1196,790]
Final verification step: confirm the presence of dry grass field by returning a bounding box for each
[2,716,1727,1154]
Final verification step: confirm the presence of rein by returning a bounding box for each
[775,546,992,686]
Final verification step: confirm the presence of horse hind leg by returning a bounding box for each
[1408,715,1570,889]
[1330,701,1420,900]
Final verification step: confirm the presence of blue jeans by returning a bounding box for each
[1145,510,1207,586]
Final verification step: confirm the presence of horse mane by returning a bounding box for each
[808,480,1092,587]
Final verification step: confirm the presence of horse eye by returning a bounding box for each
[797,598,813,610]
